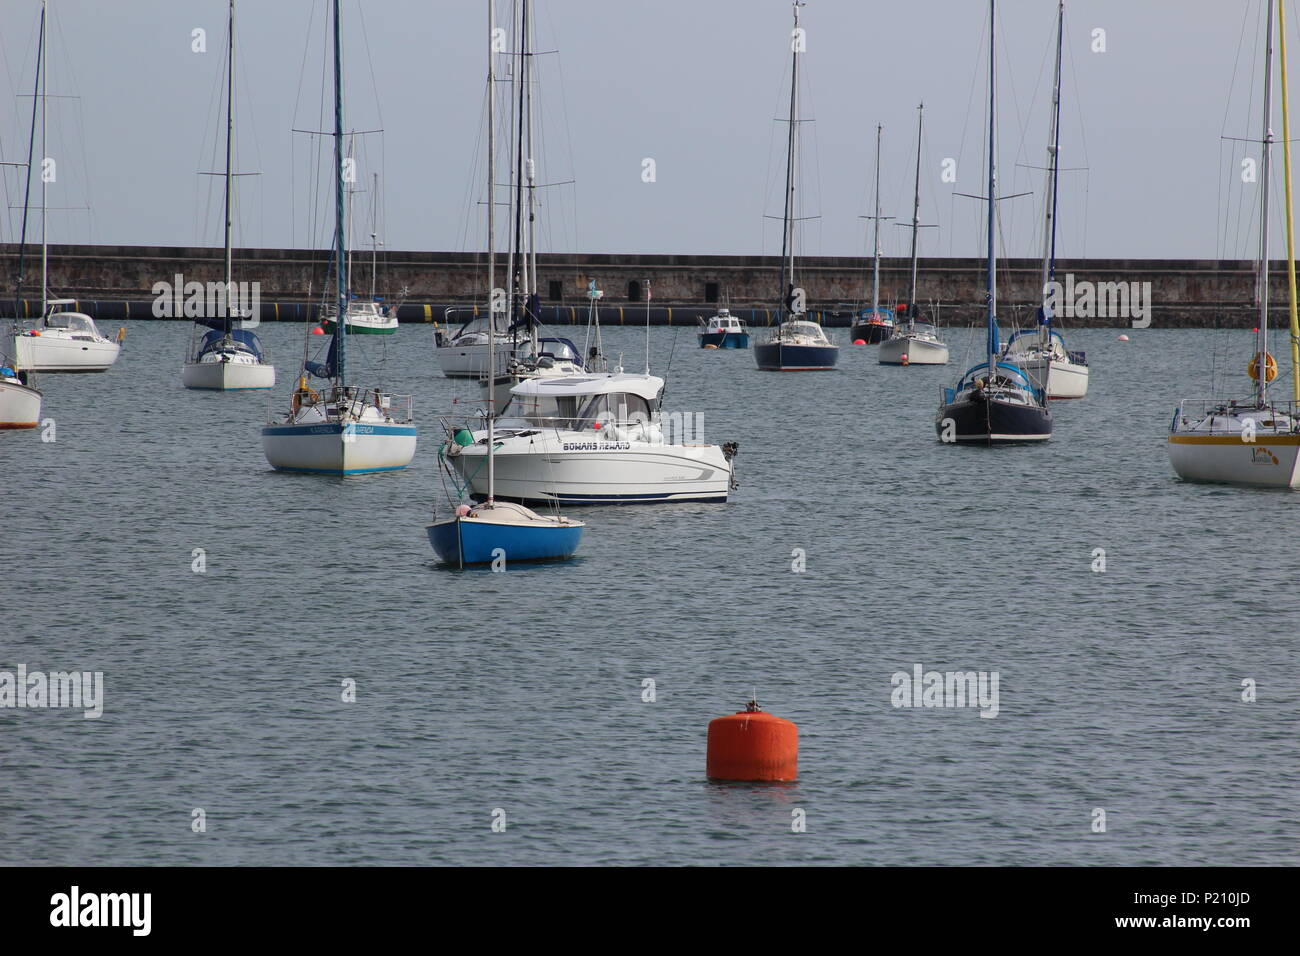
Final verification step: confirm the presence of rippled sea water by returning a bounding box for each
[2,319,1297,866]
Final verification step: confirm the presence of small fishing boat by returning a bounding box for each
[879,105,948,366]
[444,370,736,504]
[1168,0,1300,487]
[182,0,274,392]
[936,0,1051,444]
[1000,1,1088,398]
[698,309,750,348]
[753,3,838,373]
[262,0,416,476]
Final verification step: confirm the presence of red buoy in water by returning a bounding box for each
[707,700,797,781]
[311,326,325,335]
[853,338,866,346]
[901,353,910,366]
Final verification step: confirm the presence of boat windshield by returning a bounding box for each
[576,392,655,429]
[499,394,583,429]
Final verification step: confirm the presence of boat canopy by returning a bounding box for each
[42,311,97,334]
[954,361,1041,393]
[528,337,583,366]
[1003,328,1065,350]
[198,327,264,359]
[509,371,665,402]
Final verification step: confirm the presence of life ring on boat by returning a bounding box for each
[1248,352,1278,382]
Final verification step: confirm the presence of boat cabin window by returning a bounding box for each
[499,394,582,429]
[577,391,654,429]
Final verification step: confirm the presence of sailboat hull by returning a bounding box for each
[879,336,949,365]
[427,515,583,565]
[14,334,119,372]
[1167,435,1300,487]
[936,396,1053,444]
[698,331,749,349]
[182,359,275,390]
[449,444,731,504]
[0,378,42,429]
[850,321,893,344]
[262,422,417,475]
[753,342,839,371]
[1013,356,1089,399]
[434,341,517,378]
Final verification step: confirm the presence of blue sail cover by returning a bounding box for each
[197,327,265,360]
[304,335,337,380]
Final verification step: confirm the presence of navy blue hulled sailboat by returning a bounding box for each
[754,2,838,372]
[936,0,1051,444]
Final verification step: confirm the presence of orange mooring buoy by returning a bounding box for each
[706,699,797,781]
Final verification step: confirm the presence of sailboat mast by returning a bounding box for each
[1259,0,1276,407]
[525,4,539,354]
[509,0,529,337]
[1278,0,1300,404]
[871,124,882,317]
[40,0,48,320]
[345,134,357,302]
[986,0,999,371]
[780,1,802,312]
[907,103,923,319]
[1039,0,1064,344]
[223,0,235,333]
[370,171,379,300]
[487,0,497,504]
[11,3,43,308]
[331,0,347,386]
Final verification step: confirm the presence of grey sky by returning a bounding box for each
[0,1,1287,262]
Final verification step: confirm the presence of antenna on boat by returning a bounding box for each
[645,278,651,375]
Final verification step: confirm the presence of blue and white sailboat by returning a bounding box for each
[753,1,838,372]
[427,0,583,566]
[182,0,274,391]
[936,0,1052,444]
[261,0,415,475]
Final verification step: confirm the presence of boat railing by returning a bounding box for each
[1171,398,1300,434]
[305,384,413,423]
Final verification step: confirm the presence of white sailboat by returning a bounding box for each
[10,2,120,375]
[1001,0,1088,398]
[182,0,274,391]
[1168,0,1300,487]
[262,0,416,476]
[879,105,949,366]
[322,168,398,335]
[1,323,41,430]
